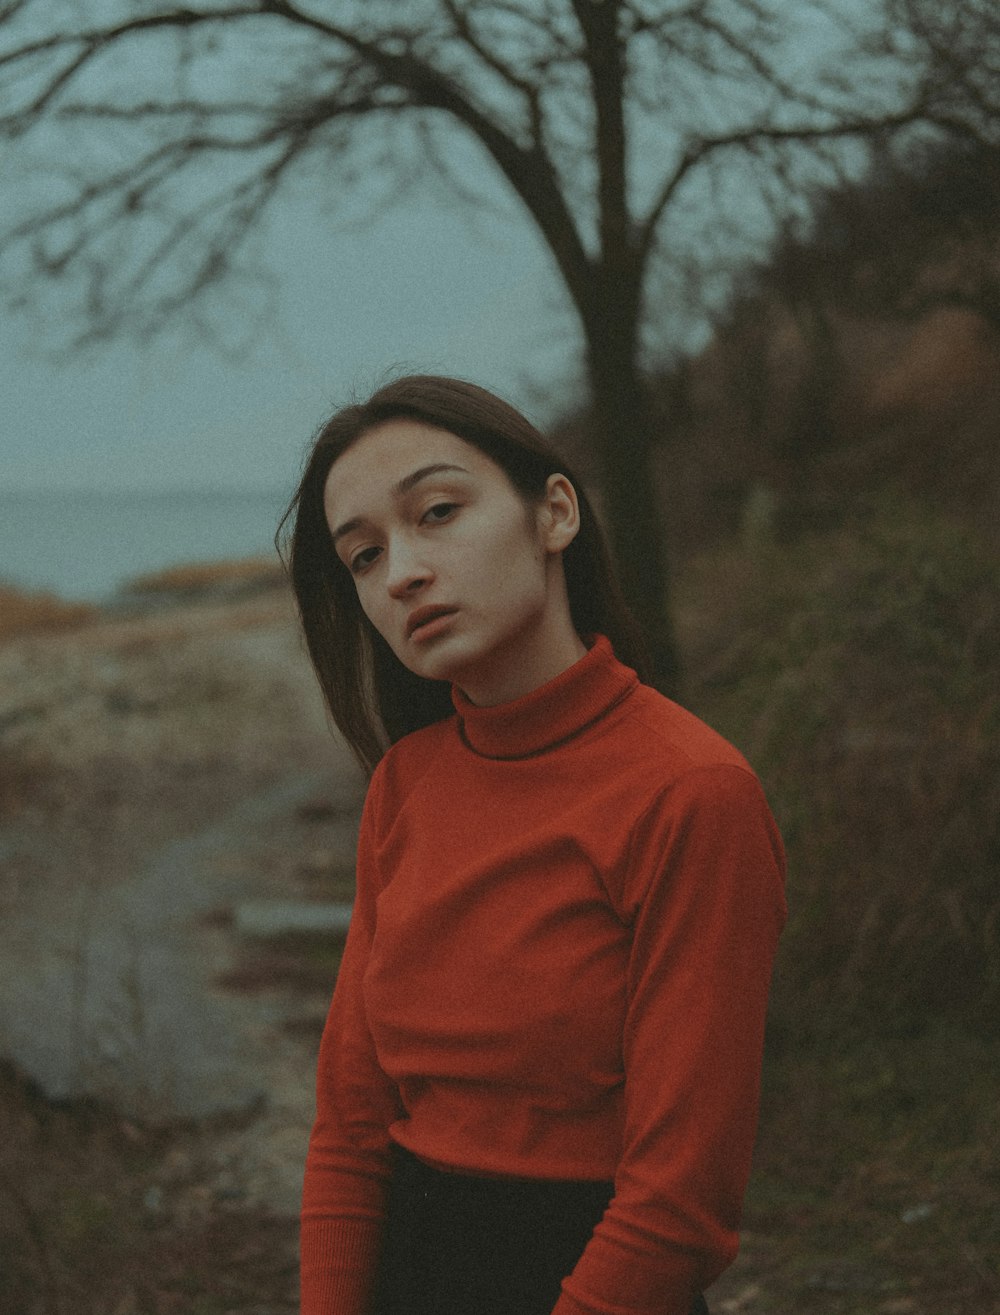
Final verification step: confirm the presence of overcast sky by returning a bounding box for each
[1,186,582,494]
[0,0,894,499]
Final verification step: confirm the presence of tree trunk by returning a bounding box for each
[569,1,680,697]
[584,313,682,698]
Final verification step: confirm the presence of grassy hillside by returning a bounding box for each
[683,496,999,1040]
[684,495,999,1313]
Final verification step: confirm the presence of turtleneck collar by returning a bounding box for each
[450,634,639,760]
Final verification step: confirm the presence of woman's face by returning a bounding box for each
[323,419,584,705]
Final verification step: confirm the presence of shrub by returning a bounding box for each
[686,498,1000,1039]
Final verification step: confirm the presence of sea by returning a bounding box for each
[0,487,294,601]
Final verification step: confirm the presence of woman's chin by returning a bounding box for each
[398,634,472,685]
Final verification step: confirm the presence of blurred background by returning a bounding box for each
[1,1,997,1312]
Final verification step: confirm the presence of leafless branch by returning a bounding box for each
[0,5,261,71]
[636,104,929,269]
[441,0,538,100]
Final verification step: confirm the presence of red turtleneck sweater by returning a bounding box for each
[300,637,786,1315]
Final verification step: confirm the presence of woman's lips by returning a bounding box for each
[407,607,457,642]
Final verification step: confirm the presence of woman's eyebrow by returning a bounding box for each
[393,463,469,496]
[330,463,470,544]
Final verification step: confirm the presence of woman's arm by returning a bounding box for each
[554,764,787,1315]
[300,778,402,1315]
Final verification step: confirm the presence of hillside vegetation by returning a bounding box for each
[679,495,1000,1314]
[552,139,1000,560]
[664,139,1000,1312]
[684,498,999,1041]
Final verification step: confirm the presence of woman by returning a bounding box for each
[282,376,786,1315]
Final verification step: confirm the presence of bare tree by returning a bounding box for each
[0,0,942,691]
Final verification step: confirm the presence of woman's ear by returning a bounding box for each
[539,474,581,554]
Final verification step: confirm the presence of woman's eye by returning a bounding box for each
[349,546,381,574]
[422,502,458,524]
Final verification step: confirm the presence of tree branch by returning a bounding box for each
[252,0,594,304]
[0,5,262,70]
[636,106,929,270]
[440,0,539,101]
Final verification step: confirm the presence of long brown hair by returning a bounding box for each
[277,375,649,774]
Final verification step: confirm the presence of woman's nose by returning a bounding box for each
[385,540,433,598]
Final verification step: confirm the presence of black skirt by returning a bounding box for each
[372,1144,710,1315]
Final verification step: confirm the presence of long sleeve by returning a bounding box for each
[300,776,401,1315]
[554,764,787,1315]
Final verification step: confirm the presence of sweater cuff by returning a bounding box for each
[551,1230,702,1315]
[300,1216,382,1315]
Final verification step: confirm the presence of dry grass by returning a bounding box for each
[0,586,99,643]
[683,497,1000,1038]
[0,750,61,824]
[721,1025,1000,1314]
[683,496,1000,1312]
[124,557,286,595]
[0,1065,298,1315]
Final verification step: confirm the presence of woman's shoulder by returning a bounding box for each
[617,681,754,779]
[368,712,461,792]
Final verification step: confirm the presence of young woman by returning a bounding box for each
[283,376,786,1315]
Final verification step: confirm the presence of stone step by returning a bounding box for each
[234,900,353,938]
